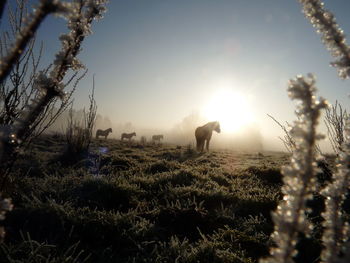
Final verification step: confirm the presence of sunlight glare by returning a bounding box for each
[202,89,254,133]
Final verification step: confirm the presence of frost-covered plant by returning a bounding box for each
[0,0,107,183]
[267,114,296,153]
[324,101,348,154]
[262,1,350,261]
[261,74,327,263]
[0,0,73,84]
[320,118,350,263]
[0,0,86,151]
[288,2,350,262]
[298,0,350,79]
[64,77,97,161]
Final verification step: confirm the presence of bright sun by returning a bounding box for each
[202,89,254,133]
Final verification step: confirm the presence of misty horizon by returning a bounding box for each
[44,106,318,153]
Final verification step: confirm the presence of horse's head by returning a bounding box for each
[214,121,221,133]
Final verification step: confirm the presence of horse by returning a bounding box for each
[96,128,112,139]
[121,132,136,141]
[195,121,220,152]
[152,134,164,142]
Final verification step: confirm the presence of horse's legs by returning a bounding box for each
[205,139,210,151]
[199,140,204,152]
[196,138,200,151]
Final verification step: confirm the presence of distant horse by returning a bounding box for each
[152,134,164,142]
[96,128,112,139]
[121,132,136,141]
[195,121,220,152]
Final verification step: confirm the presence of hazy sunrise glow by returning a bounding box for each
[202,89,254,133]
[3,2,350,262]
[3,0,350,151]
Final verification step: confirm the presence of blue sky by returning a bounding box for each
[2,0,350,150]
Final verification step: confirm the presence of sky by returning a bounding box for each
[2,0,350,151]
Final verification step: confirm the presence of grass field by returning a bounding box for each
[2,135,334,263]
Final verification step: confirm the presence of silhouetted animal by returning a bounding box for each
[96,128,112,139]
[152,134,164,142]
[195,121,221,152]
[121,132,136,141]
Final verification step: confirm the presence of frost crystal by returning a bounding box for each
[260,74,327,263]
[1,0,108,155]
[321,119,350,263]
[298,0,350,78]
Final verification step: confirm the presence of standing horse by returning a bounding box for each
[96,128,112,139]
[195,121,220,152]
[152,134,164,142]
[121,132,136,141]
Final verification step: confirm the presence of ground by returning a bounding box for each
[1,135,327,263]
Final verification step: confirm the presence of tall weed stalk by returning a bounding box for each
[261,74,327,263]
[0,0,107,186]
[262,1,350,262]
[64,79,97,162]
[0,0,107,243]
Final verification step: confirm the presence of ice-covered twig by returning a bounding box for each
[298,0,350,79]
[13,0,107,141]
[321,119,350,263]
[0,0,71,84]
[261,74,328,263]
[0,0,108,186]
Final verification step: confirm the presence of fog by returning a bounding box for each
[46,108,266,152]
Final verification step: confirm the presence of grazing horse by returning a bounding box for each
[96,128,112,139]
[121,132,136,141]
[195,121,221,152]
[152,134,164,142]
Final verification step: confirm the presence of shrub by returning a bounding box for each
[0,0,107,184]
[62,84,97,165]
